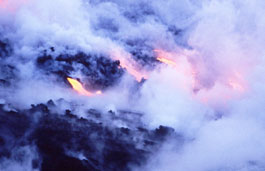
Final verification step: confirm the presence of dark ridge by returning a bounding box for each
[0,39,12,59]
[0,65,18,84]
[125,39,159,69]
[0,100,177,171]
[0,39,17,87]
[96,17,119,33]
[123,3,155,23]
[36,52,124,90]
[0,105,32,159]
[168,25,182,36]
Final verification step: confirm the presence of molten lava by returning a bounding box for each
[67,77,99,96]
[154,48,248,106]
[110,51,148,82]
[154,49,178,67]
[157,57,177,67]
[119,60,148,82]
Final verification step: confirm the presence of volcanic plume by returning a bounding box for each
[1,0,265,171]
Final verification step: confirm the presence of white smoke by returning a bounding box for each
[1,0,265,170]
[135,0,265,170]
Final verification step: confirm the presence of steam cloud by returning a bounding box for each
[1,0,265,171]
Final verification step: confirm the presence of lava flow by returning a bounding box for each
[157,57,177,67]
[111,53,148,82]
[119,60,148,82]
[154,49,178,67]
[67,77,102,96]
[154,48,247,104]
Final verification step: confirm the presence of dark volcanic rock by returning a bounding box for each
[0,39,16,87]
[0,105,32,159]
[0,65,17,82]
[0,101,176,171]
[36,52,124,90]
[0,39,12,59]
[125,39,159,69]
[123,3,155,23]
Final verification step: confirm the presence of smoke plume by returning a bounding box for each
[1,0,265,170]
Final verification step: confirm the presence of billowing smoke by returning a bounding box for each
[1,0,265,170]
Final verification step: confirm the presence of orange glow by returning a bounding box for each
[0,0,8,9]
[119,60,148,82]
[96,90,102,95]
[154,49,178,67]
[110,51,148,82]
[154,48,198,93]
[0,0,28,12]
[157,57,177,67]
[154,48,248,106]
[196,71,247,106]
[67,77,95,96]
[228,80,244,91]
[227,72,246,92]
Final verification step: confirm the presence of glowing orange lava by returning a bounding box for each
[157,57,177,67]
[154,49,178,67]
[119,60,148,82]
[154,48,248,106]
[67,77,97,96]
[111,52,148,82]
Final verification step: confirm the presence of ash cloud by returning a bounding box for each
[1,0,265,171]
